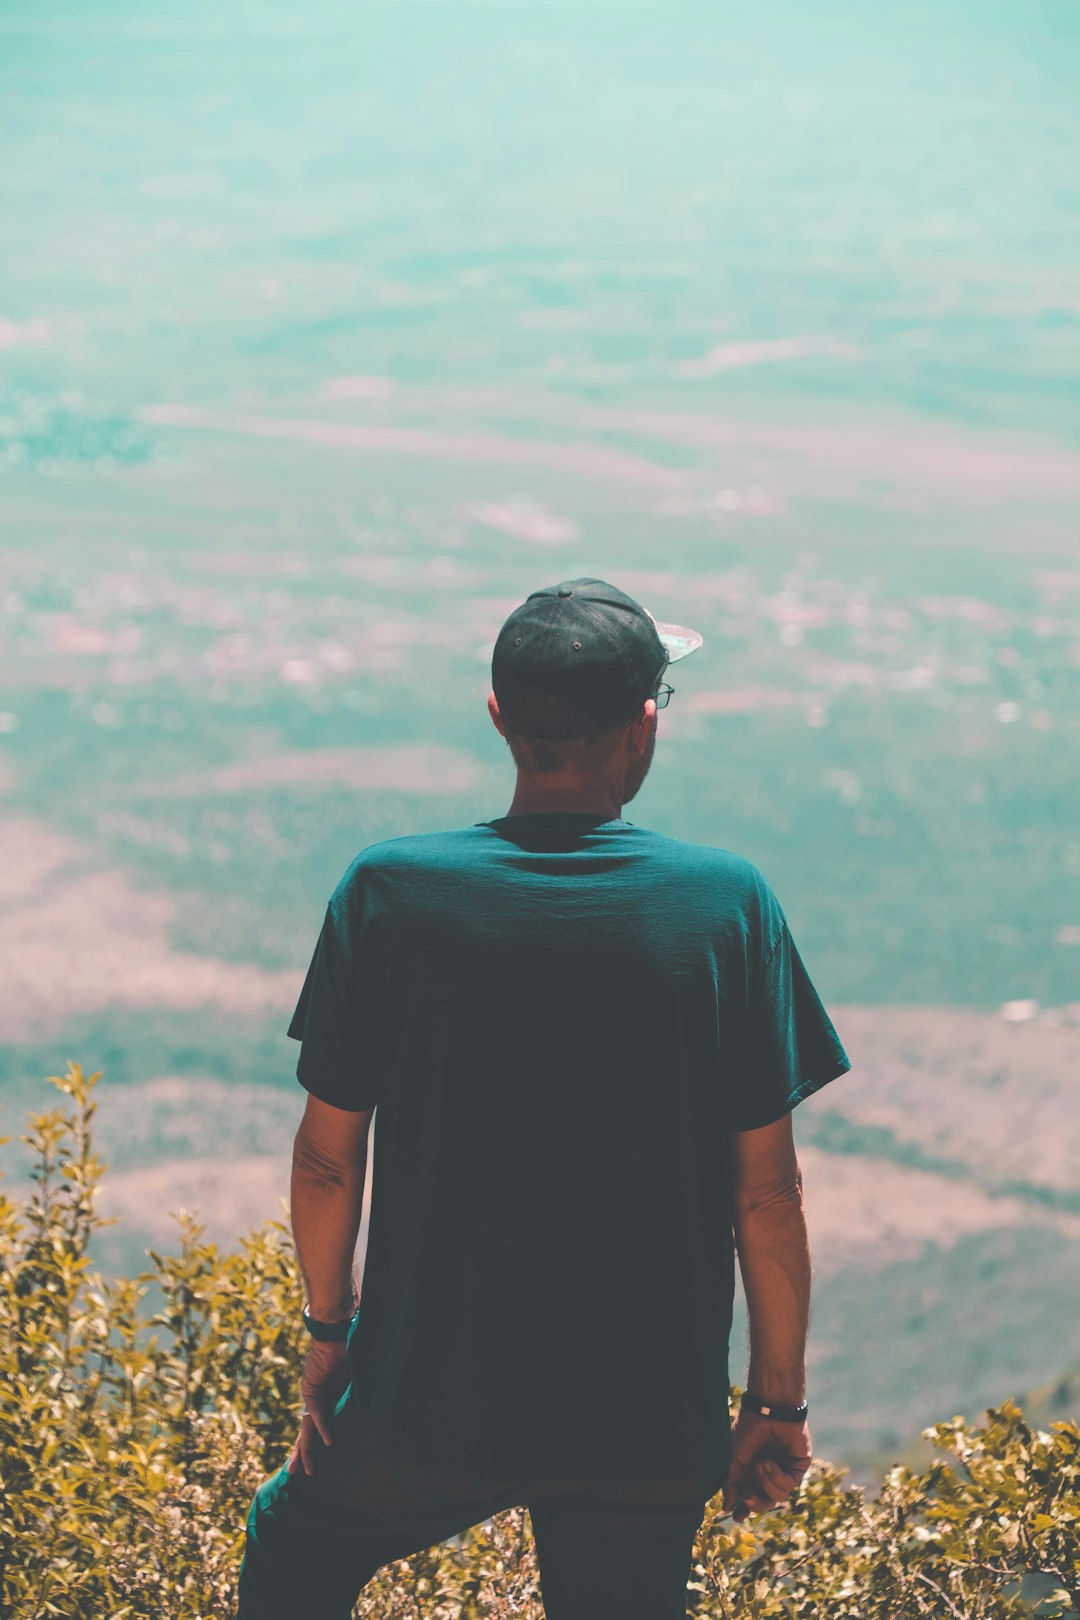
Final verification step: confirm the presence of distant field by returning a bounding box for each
[2,0,1078,1493]
[4,254,1080,1501]
[2,440,1079,1023]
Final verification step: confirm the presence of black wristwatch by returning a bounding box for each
[741,1388,809,1423]
[302,1303,357,1342]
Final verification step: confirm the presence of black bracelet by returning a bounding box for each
[741,1388,808,1423]
[302,1303,357,1343]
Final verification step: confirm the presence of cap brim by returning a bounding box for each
[649,617,704,662]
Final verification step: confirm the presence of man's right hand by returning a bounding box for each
[287,1339,351,1479]
[720,1405,813,1523]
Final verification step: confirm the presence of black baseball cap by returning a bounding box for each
[492,577,704,740]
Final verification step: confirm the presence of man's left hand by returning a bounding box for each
[287,1339,352,1478]
[721,1407,812,1523]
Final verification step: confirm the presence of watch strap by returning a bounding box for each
[741,1388,808,1423]
[302,1304,357,1342]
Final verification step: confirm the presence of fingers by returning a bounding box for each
[301,1419,319,1476]
[727,1492,769,1523]
[722,1460,799,1521]
[722,1484,767,1519]
[283,1385,342,1482]
[758,1457,798,1500]
[309,1403,334,1450]
[285,1414,324,1478]
[285,1422,308,1477]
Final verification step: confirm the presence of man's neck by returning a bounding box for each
[503,786,623,818]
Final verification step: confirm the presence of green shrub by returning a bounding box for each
[1,1064,1077,1618]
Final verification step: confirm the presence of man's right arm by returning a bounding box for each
[722,1111,814,1521]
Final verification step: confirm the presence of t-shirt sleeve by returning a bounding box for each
[287,880,384,1112]
[728,898,852,1133]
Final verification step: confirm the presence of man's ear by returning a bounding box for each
[488,691,507,737]
[633,699,657,750]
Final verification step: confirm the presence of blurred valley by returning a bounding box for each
[1,0,1079,1487]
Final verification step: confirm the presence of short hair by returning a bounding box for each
[504,714,638,778]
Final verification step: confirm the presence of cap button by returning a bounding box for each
[556,585,573,597]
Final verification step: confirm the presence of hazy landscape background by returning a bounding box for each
[2,0,1079,1488]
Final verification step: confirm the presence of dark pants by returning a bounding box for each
[237,1396,724,1619]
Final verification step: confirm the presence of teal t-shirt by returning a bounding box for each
[287,812,852,1483]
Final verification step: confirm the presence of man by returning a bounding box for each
[237,576,852,1619]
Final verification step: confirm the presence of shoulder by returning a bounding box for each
[642,831,785,945]
[640,828,770,890]
[328,826,481,905]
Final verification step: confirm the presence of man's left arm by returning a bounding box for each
[288,1092,374,1477]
